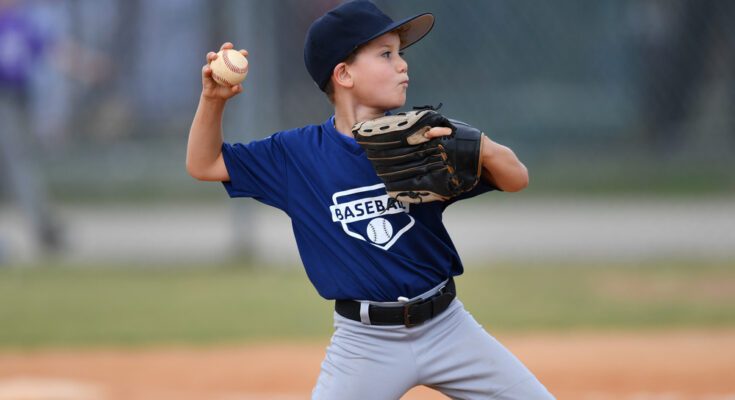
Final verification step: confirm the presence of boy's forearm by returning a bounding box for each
[186,95,227,180]
[480,136,529,192]
[187,43,247,181]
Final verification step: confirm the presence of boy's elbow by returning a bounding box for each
[186,155,228,182]
[185,159,207,181]
[505,178,529,192]
[500,167,529,192]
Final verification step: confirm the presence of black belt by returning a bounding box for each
[335,278,456,328]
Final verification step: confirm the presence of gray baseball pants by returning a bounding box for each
[312,298,554,399]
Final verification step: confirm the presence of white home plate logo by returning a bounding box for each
[366,217,393,244]
[330,183,413,250]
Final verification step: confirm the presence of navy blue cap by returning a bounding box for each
[304,1,434,91]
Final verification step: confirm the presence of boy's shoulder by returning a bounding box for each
[267,120,328,143]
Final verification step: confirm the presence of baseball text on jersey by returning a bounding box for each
[330,194,407,223]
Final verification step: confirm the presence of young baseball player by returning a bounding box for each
[187,1,554,399]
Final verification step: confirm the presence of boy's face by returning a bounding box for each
[348,32,409,110]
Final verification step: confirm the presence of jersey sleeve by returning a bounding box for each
[442,178,497,209]
[221,135,288,211]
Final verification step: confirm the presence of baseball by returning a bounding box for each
[366,218,393,245]
[210,49,248,86]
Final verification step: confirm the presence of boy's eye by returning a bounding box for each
[382,51,405,58]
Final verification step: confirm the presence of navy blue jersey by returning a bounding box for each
[222,116,495,301]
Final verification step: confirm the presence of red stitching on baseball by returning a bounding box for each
[211,71,235,86]
[222,50,248,74]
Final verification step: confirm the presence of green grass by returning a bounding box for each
[0,266,333,348]
[1,261,734,348]
[457,261,735,331]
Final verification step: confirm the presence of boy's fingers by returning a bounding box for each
[207,52,216,62]
[424,127,452,138]
[202,65,212,76]
[239,49,248,57]
[220,42,233,50]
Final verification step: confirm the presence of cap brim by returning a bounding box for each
[362,13,435,51]
[395,13,435,50]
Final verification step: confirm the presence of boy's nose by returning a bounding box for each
[397,58,408,73]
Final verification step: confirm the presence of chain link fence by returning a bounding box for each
[1,0,734,203]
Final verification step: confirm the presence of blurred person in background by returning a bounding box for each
[0,0,61,256]
[0,0,111,259]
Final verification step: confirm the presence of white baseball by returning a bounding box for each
[210,49,248,86]
[366,218,393,245]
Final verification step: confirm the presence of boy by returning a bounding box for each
[187,1,554,399]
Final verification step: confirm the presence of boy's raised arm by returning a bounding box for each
[186,42,248,182]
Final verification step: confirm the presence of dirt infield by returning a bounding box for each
[1,330,734,400]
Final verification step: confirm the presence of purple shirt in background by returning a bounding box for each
[0,7,45,88]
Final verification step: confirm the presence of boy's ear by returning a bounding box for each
[332,62,354,89]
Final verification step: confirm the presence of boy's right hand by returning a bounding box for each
[201,42,248,101]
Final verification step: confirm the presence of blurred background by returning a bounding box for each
[0,0,733,264]
[0,0,734,263]
[0,0,734,399]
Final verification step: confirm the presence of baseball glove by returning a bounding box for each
[352,107,484,203]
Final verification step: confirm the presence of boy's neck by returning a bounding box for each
[333,102,388,138]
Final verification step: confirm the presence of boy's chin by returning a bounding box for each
[361,93,406,111]
[380,97,406,111]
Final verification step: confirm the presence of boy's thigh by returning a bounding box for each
[419,302,555,399]
[433,374,554,400]
[312,318,416,400]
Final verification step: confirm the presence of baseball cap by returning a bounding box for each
[304,1,435,91]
